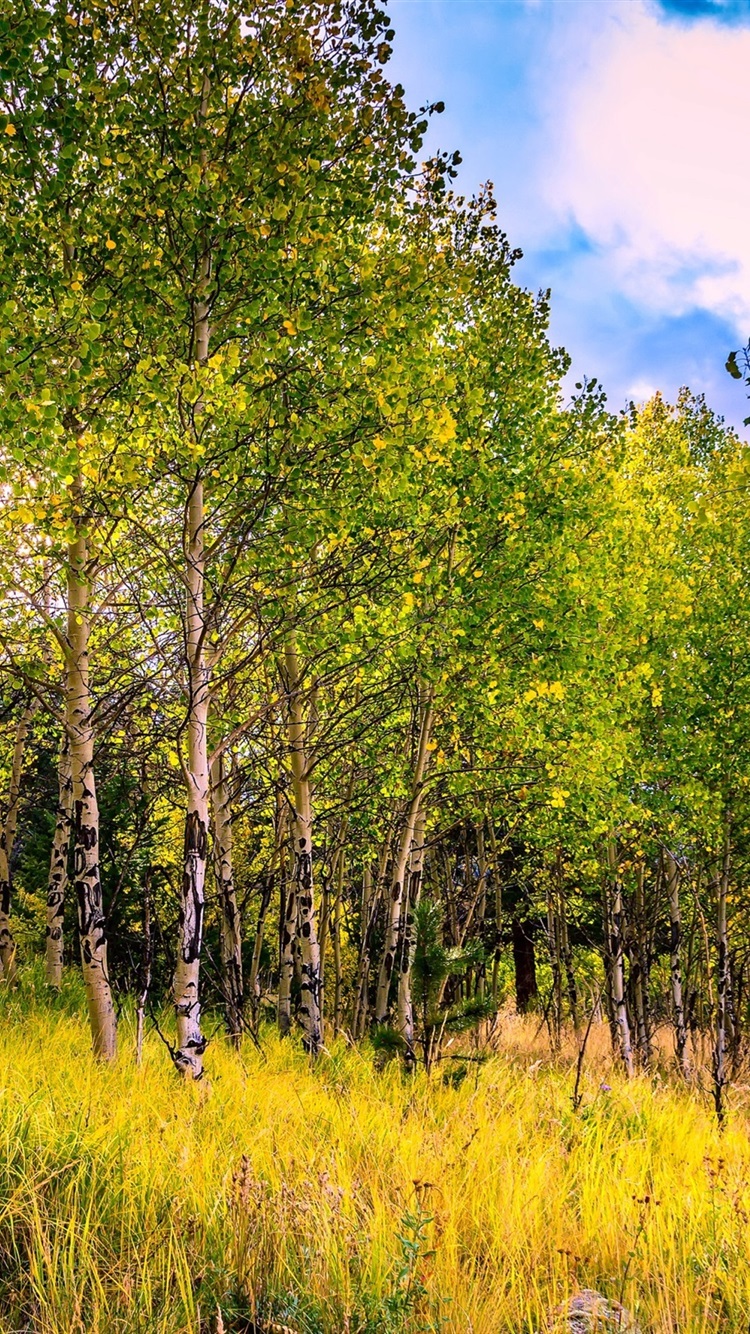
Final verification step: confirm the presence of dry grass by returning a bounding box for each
[0,970,748,1333]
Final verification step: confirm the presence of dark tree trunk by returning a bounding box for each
[512,918,538,1013]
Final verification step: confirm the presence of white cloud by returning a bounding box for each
[626,378,659,402]
[543,2,750,332]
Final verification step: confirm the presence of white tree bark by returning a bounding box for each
[45,727,73,988]
[396,805,426,1069]
[67,501,117,1059]
[713,826,731,1123]
[0,698,38,982]
[283,634,322,1054]
[666,850,689,1078]
[211,751,243,1045]
[375,690,433,1024]
[277,797,296,1036]
[607,839,633,1078]
[173,474,210,1077]
[173,208,212,1076]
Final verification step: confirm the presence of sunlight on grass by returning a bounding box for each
[0,972,747,1333]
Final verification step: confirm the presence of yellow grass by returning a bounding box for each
[0,975,748,1333]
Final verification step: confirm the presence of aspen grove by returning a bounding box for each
[2,0,750,1135]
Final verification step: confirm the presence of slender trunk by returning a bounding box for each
[561,901,578,1032]
[351,862,373,1038]
[666,850,689,1078]
[67,498,116,1060]
[713,824,731,1126]
[631,861,651,1069]
[374,690,433,1024]
[607,840,633,1078]
[512,919,538,1013]
[397,806,426,1070]
[248,870,272,1030]
[488,822,502,1008]
[45,727,73,988]
[278,836,296,1036]
[284,634,322,1053]
[353,851,386,1039]
[0,698,38,982]
[602,884,618,1056]
[174,474,209,1078]
[135,871,152,1067]
[476,821,488,1000]
[332,849,345,1036]
[211,752,243,1046]
[545,883,562,1050]
[318,857,331,1020]
[277,790,296,1035]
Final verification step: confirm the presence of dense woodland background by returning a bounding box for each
[0,0,749,1120]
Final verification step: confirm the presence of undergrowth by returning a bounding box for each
[0,968,747,1332]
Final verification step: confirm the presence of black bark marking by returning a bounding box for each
[180,812,207,964]
[184,810,208,860]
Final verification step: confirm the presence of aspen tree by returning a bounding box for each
[607,840,633,1079]
[66,479,117,1060]
[211,752,243,1046]
[666,849,689,1077]
[0,697,37,981]
[396,805,426,1070]
[45,728,72,988]
[713,822,731,1125]
[375,689,433,1024]
[282,634,322,1053]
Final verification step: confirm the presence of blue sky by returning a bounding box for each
[387,0,750,429]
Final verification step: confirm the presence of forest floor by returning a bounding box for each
[0,972,747,1334]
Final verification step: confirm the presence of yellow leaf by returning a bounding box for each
[282,319,297,336]
[105,238,116,250]
[5,124,16,137]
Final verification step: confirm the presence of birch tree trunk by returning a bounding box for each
[45,728,73,989]
[283,634,322,1053]
[666,850,689,1078]
[606,839,633,1078]
[332,849,345,1036]
[277,796,295,1036]
[0,697,38,982]
[135,871,152,1067]
[475,821,488,999]
[174,473,210,1077]
[211,751,243,1046]
[374,690,433,1024]
[631,861,651,1069]
[561,903,578,1032]
[353,854,385,1039]
[67,501,117,1060]
[488,822,503,1009]
[172,211,212,1077]
[713,824,731,1125]
[396,806,426,1070]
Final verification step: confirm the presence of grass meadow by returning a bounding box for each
[0,970,748,1333]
